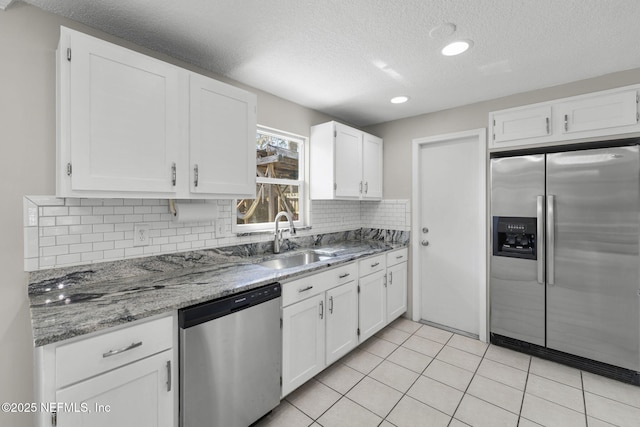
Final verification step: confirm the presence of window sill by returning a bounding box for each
[235,225,312,237]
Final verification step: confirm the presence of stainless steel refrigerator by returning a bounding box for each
[490,143,640,377]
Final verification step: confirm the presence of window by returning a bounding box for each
[235,126,306,232]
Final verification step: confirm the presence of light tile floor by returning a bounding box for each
[256,318,640,427]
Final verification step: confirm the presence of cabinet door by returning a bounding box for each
[559,89,638,135]
[326,281,358,365]
[55,350,174,427]
[491,105,552,146]
[386,262,407,322]
[334,123,363,198]
[282,294,325,396]
[189,73,257,198]
[61,28,182,195]
[362,133,383,200]
[358,270,387,342]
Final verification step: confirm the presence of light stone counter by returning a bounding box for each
[29,229,408,346]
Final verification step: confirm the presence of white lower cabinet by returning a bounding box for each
[35,314,177,427]
[281,263,357,397]
[386,249,408,322]
[282,293,326,396]
[55,350,173,427]
[280,250,408,397]
[325,281,359,365]
[358,269,387,342]
[359,249,409,342]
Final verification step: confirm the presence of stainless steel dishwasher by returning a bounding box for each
[179,283,282,427]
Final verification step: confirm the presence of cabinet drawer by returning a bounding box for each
[282,275,328,307]
[358,254,386,277]
[387,248,408,267]
[325,263,357,287]
[282,263,357,307]
[56,315,173,388]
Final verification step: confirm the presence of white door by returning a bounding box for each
[362,133,383,199]
[334,123,363,198]
[281,294,325,396]
[325,281,358,365]
[413,129,486,340]
[56,350,173,427]
[189,72,257,198]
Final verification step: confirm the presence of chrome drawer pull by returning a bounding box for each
[298,286,313,293]
[166,361,172,392]
[102,341,142,358]
[339,273,350,278]
[371,262,380,268]
[396,255,403,259]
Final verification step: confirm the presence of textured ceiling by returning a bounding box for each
[18,0,640,126]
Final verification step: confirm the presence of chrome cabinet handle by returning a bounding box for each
[421,240,429,246]
[193,164,199,187]
[359,181,363,193]
[396,255,403,259]
[339,273,350,279]
[547,195,555,285]
[298,285,313,293]
[371,262,380,268]
[564,114,568,132]
[546,117,550,134]
[536,196,545,285]
[389,271,393,285]
[166,361,172,392]
[329,296,334,314]
[171,163,177,186]
[102,341,142,358]
[365,182,368,194]
[319,300,324,319]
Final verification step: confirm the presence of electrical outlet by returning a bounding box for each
[133,223,151,246]
[215,220,224,237]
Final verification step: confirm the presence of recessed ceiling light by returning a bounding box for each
[390,96,409,104]
[441,40,473,56]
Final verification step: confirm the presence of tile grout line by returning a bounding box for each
[581,371,588,427]
[447,339,490,426]
[516,354,532,426]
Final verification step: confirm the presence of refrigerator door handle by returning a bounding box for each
[536,195,545,284]
[547,195,555,285]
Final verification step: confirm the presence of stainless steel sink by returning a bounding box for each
[258,251,333,270]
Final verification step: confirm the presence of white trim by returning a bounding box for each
[411,128,488,342]
[233,125,309,234]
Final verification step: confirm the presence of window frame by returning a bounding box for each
[233,125,309,234]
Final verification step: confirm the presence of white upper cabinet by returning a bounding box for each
[492,105,552,145]
[334,123,363,198]
[558,89,638,135]
[56,27,256,199]
[362,132,383,199]
[310,121,383,200]
[489,85,640,150]
[189,73,256,198]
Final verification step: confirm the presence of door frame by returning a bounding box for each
[411,128,488,342]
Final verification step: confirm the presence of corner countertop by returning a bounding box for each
[28,238,408,347]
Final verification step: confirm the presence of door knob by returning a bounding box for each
[421,240,429,246]
[422,227,429,233]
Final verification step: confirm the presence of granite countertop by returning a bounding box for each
[28,234,408,347]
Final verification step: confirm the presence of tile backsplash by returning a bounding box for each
[24,196,410,271]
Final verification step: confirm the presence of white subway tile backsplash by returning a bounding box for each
[24,197,410,271]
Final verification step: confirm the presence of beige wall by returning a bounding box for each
[366,68,640,199]
[0,4,332,426]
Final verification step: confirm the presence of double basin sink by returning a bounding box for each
[258,250,335,270]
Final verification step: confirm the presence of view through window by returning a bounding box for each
[236,128,304,230]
